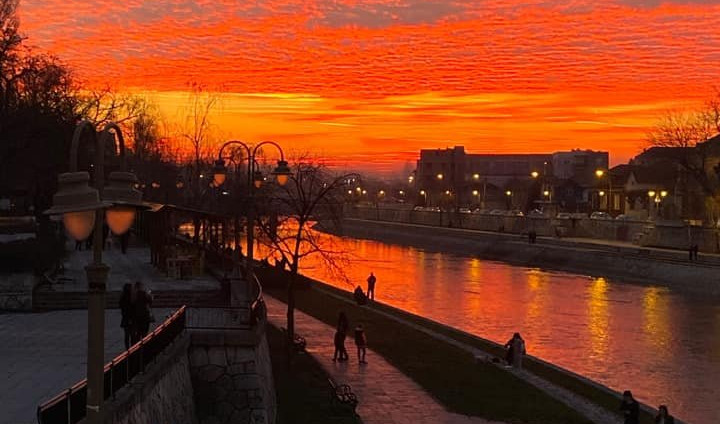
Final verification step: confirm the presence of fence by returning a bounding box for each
[36,306,187,424]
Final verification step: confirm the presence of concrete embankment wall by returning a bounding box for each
[326,218,720,295]
[103,334,197,424]
[348,205,720,253]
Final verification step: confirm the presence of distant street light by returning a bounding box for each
[472,190,479,196]
[473,173,480,180]
[595,169,612,213]
[531,171,539,178]
[437,173,444,180]
[506,190,512,196]
[212,140,291,304]
[399,190,405,196]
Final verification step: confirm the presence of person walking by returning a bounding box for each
[354,324,367,364]
[353,286,368,305]
[333,311,349,361]
[366,272,377,300]
[133,281,154,342]
[119,283,135,350]
[655,405,675,424]
[620,390,640,424]
[504,332,526,368]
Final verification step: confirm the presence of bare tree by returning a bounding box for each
[178,83,218,181]
[647,90,720,200]
[255,161,359,344]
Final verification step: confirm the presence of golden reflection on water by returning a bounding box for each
[642,286,671,359]
[186,222,719,424]
[588,277,609,362]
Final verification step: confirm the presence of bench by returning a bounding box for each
[42,267,74,288]
[328,377,358,415]
[280,327,307,352]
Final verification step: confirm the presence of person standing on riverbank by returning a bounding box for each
[620,390,640,424]
[655,405,675,424]
[366,272,376,300]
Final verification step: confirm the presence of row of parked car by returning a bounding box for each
[412,206,638,221]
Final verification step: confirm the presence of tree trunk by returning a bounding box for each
[286,268,297,368]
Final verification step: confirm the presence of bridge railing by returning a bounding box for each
[36,306,187,424]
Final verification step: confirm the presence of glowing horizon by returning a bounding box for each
[18,0,720,174]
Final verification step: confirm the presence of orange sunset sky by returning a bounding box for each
[18,0,720,174]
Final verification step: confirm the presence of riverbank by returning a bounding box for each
[265,284,593,424]
[321,218,720,295]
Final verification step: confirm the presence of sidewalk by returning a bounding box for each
[0,308,173,424]
[58,243,221,292]
[263,295,503,424]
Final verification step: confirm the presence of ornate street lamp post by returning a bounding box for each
[44,121,145,424]
[212,141,291,304]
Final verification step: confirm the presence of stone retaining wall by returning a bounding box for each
[188,323,276,424]
[104,335,197,424]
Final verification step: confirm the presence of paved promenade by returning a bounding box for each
[264,295,502,424]
[0,308,172,424]
[57,243,221,292]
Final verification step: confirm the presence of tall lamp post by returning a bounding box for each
[44,121,145,424]
[212,141,291,304]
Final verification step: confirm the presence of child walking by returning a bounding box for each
[354,324,367,364]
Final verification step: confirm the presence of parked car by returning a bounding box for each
[472,208,489,214]
[590,211,612,220]
[489,209,505,215]
[459,207,471,214]
[507,210,524,217]
[615,214,632,221]
[528,209,544,217]
[413,206,424,211]
[556,212,572,219]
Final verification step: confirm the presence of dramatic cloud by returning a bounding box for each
[18,0,720,173]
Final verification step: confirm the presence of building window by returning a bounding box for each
[613,194,621,210]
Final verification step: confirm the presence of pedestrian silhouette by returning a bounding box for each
[504,332,526,368]
[655,405,675,424]
[366,272,376,300]
[119,283,135,350]
[333,311,349,362]
[354,324,367,364]
[620,390,640,424]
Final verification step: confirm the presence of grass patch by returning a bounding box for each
[266,286,593,424]
[267,324,360,424]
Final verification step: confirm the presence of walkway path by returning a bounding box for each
[0,308,173,424]
[312,286,623,424]
[59,243,221,292]
[263,295,503,424]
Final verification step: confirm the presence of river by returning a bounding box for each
[290,230,720,424]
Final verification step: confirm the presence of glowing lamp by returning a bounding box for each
[437,174,443,180]
[212,159,228,187]
[44,172,109,241]
[531,171,539,178]
[506,190,512,196]
[253,171,264,188]
[103,171,146,235]
[105,206,136,235]
[660,190,668,197]
[648,190,656,198]
[272,160,292,186]
[596,170,605,178]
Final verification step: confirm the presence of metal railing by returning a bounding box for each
[36,307,187,424]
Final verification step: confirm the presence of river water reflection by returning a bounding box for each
[290,232,720,424]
